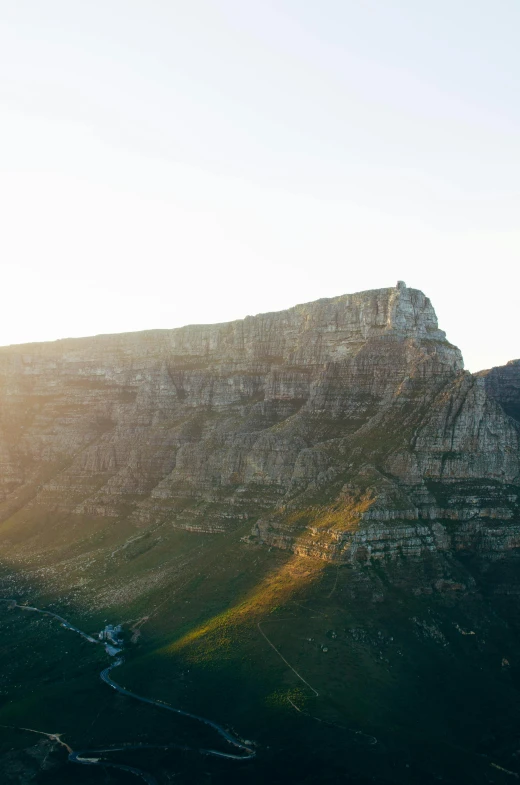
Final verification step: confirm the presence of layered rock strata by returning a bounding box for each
[0,282,518,575]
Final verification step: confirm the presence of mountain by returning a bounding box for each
[1,282,520,785]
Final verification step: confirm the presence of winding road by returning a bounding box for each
[0,598,254,784]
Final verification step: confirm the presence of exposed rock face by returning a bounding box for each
[479,359,520,424]
[0,282,518,580]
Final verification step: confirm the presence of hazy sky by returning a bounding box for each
[1,1,518,371]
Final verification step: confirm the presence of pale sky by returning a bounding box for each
[1,1,519,372]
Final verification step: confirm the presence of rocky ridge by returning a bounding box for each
[0,282,519,583]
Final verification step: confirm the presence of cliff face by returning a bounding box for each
[480,359,520,424]
[0,282,518,584]
[2,282,520,785]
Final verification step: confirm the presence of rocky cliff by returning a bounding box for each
[0,282,519,583]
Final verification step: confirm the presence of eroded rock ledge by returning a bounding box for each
[0,282,518,574]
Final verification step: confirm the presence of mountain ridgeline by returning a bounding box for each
[2,283,520,785]
[0,282,518,573]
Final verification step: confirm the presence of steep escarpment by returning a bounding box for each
[0,283,458,520]
[2,282,520,785]
[255,370,520,570]
[479,358,520,424]
[0,282,518,589]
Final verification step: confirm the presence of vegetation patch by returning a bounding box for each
[164,555,325,658]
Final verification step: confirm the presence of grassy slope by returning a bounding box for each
[2,518,520,785]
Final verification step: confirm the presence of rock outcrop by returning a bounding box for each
[479,358,520,424]
[0,282,518,578]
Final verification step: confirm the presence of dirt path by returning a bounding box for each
[257,613,377,746]
[257,619,319,697]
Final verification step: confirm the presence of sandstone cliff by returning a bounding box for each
[0,282,518,584]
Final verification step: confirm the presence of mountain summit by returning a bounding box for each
[0,282,517,565]
[2,283,520,784]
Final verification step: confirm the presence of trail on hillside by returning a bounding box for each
[0,598,255,784]
[257,611,378,747]
[257,619,319,697]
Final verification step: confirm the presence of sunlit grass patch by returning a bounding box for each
[163,554,324,658]
[163,493,375,661]
[283,492,374,534]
